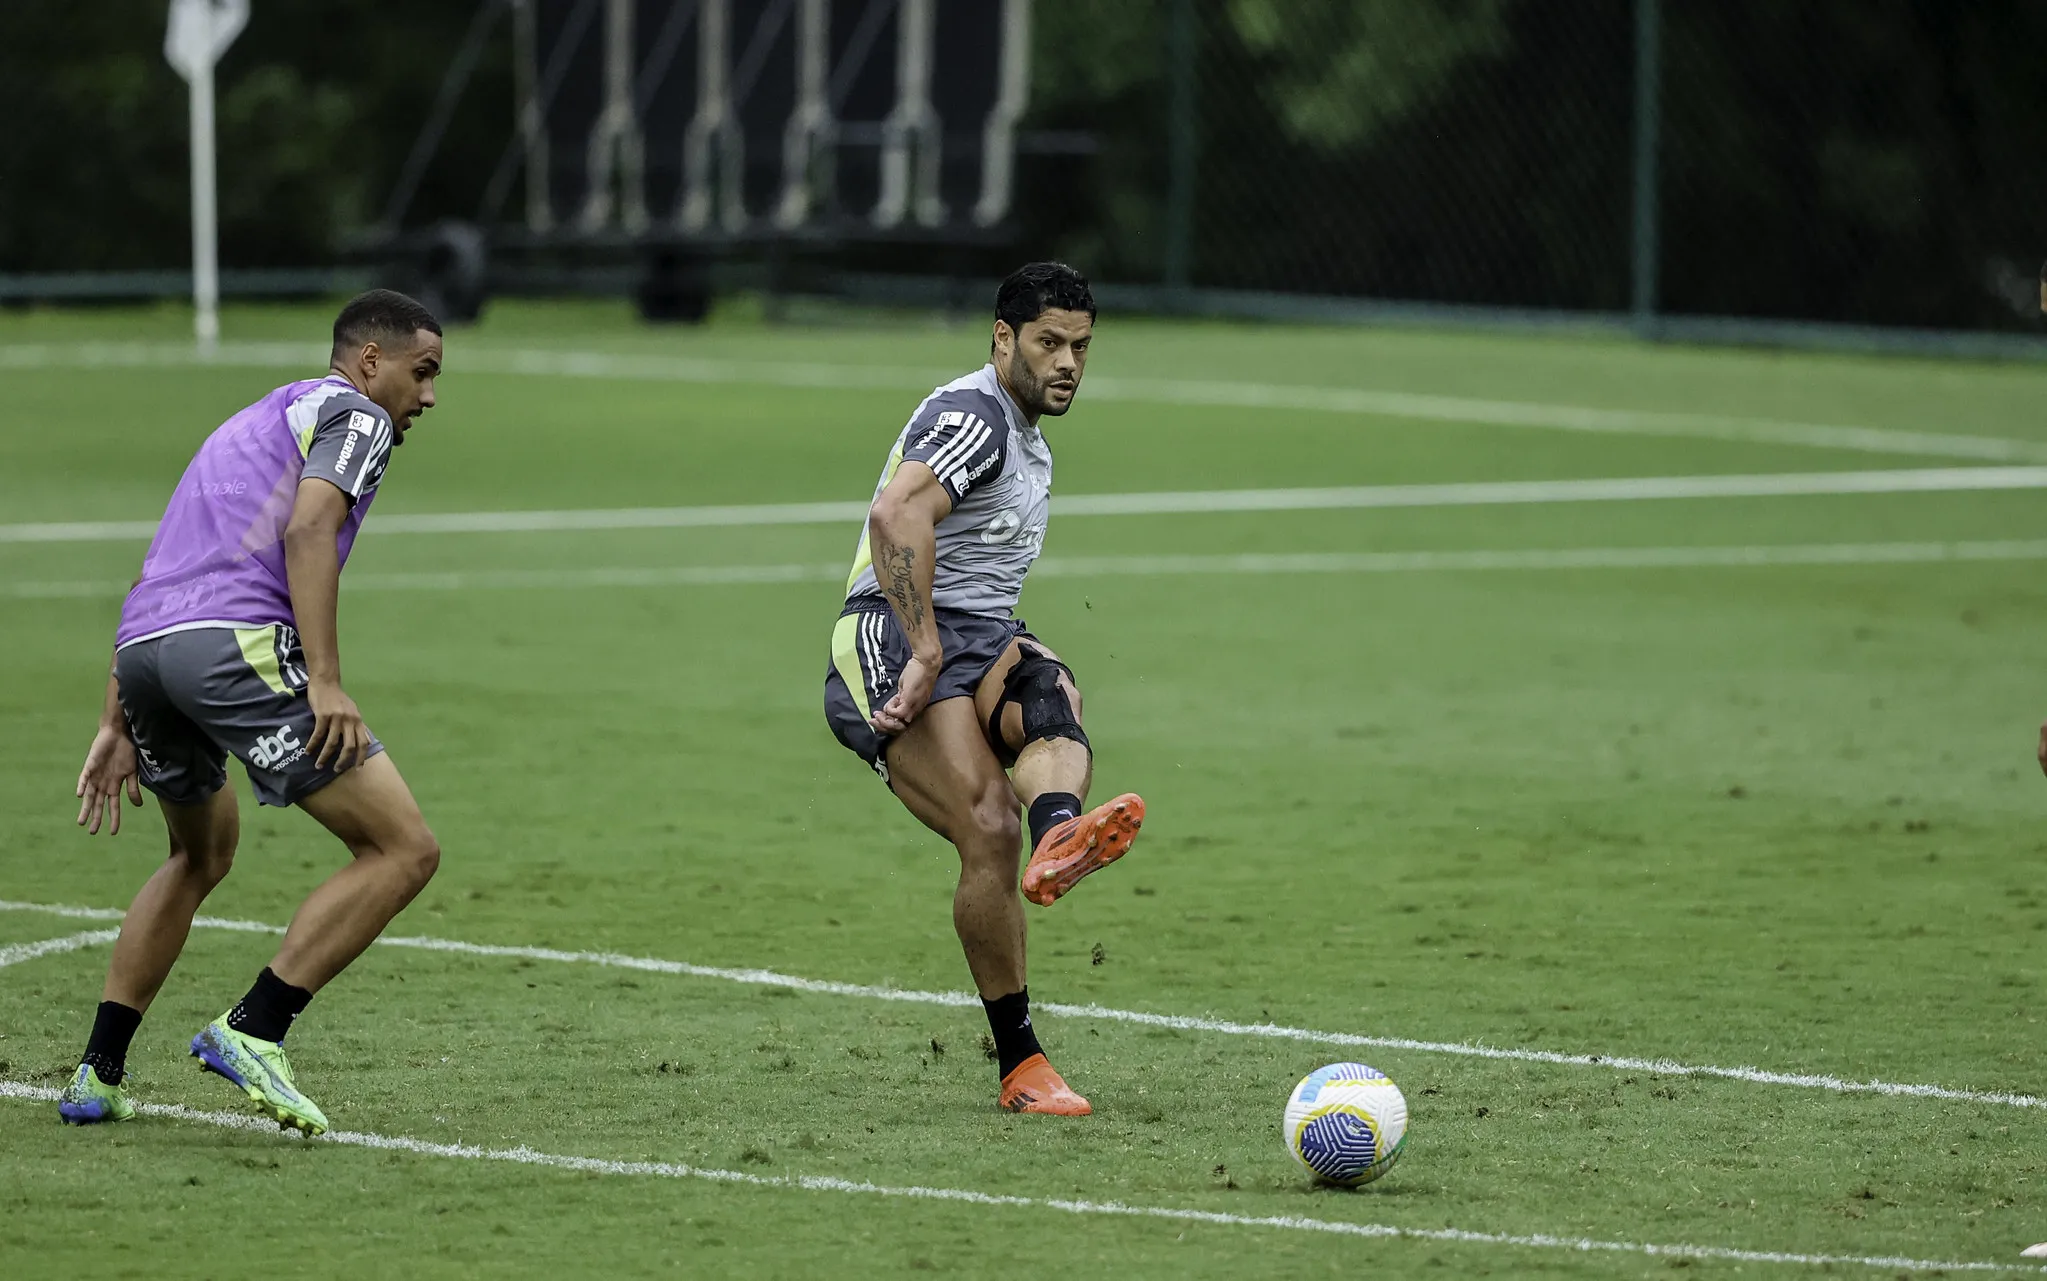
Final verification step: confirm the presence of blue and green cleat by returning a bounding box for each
[57,1064,136,1125]
[190,1018,330,1136]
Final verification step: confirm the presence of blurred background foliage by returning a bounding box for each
[5,1,2044,331]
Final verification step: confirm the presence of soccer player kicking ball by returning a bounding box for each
[60,290,446,1135]
[824,262,1143,1115]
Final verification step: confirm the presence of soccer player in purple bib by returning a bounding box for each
[59,291,445,1135]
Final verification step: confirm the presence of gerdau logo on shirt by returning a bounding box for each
[334,410,378,476]
[952,451,1001,495]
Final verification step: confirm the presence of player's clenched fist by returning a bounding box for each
[873,654,939,734]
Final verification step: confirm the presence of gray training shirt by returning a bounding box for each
[844,363,1053,618]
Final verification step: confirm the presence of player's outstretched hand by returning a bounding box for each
[872,653,939,735]
[2037,721,2047,777]
[307,680,371,774]
[76,724,143,836]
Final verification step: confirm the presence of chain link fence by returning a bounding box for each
[1018,0,2047,334]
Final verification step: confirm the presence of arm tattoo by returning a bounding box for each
[880,543,926,628]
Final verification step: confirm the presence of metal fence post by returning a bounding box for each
[1630,0,1662,332]
[1163,0,1197,295]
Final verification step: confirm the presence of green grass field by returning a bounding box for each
[4,298,2047,1278]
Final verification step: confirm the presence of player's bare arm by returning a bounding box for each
[2036,720,2046,778]
[75,656,143,835]
[867,462,953,733]
[286,478,370,773]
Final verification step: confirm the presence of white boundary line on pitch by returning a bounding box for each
[10,466,2047,544]
[0,1084,2030,1273]
[12,539,2047,600]
[2,900,2039,1113]
[0,930,120,969]
[3,339,2043,465]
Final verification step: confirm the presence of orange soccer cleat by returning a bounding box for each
[999,1053,1092,1115]
[1020,793,1144,907]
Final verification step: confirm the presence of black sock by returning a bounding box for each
[80,1001,143,1086]
[982,988,1044,1079]
[1027,792,1083,850]
[226,968,313,1044]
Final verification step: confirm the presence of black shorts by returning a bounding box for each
[823,596,1030,783]
[115,624,385,808]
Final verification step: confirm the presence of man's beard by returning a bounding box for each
[1007,351,1068,417]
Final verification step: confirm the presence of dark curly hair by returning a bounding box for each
[994,262,1096,336]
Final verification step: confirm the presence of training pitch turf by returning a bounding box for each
[3,299,2046,1278]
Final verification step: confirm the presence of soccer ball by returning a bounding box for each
[1282,1062,1409,1186]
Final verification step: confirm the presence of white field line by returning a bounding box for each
[0,929,118,969]
[10,466,2047,545]
[3,339,2043,465]
[1083,375,2047,466]
[1,899,2039,1112]
[0,1084,2030,1274]
[13,540,2047,601]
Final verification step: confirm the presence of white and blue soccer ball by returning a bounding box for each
[1283,1062,1409,1186]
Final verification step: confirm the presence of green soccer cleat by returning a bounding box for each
[57,1064,136,1125]
[190,1018,330,1136]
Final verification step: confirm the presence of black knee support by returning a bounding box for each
[995,648,1090,757]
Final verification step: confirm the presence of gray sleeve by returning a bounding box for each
[301,395,394,503]
[900,393,1007,505]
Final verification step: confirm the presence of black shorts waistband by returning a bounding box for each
[841,595,1014,626]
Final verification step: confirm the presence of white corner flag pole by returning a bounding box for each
[165,0,249,353]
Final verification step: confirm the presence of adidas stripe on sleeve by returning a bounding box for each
[900,400,1007,505]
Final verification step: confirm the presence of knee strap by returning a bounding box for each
[997,648,1090,756]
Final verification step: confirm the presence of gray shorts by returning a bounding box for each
[822,596,1031,784]
[115,624,384,808]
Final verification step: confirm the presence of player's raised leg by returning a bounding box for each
[884,699,1090,1116]
[60,787,239,1125]
[981,641,1144,908]
[190,753,438,1136]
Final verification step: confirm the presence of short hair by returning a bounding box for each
[995,262,1095,335]
[332,289,442,355]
